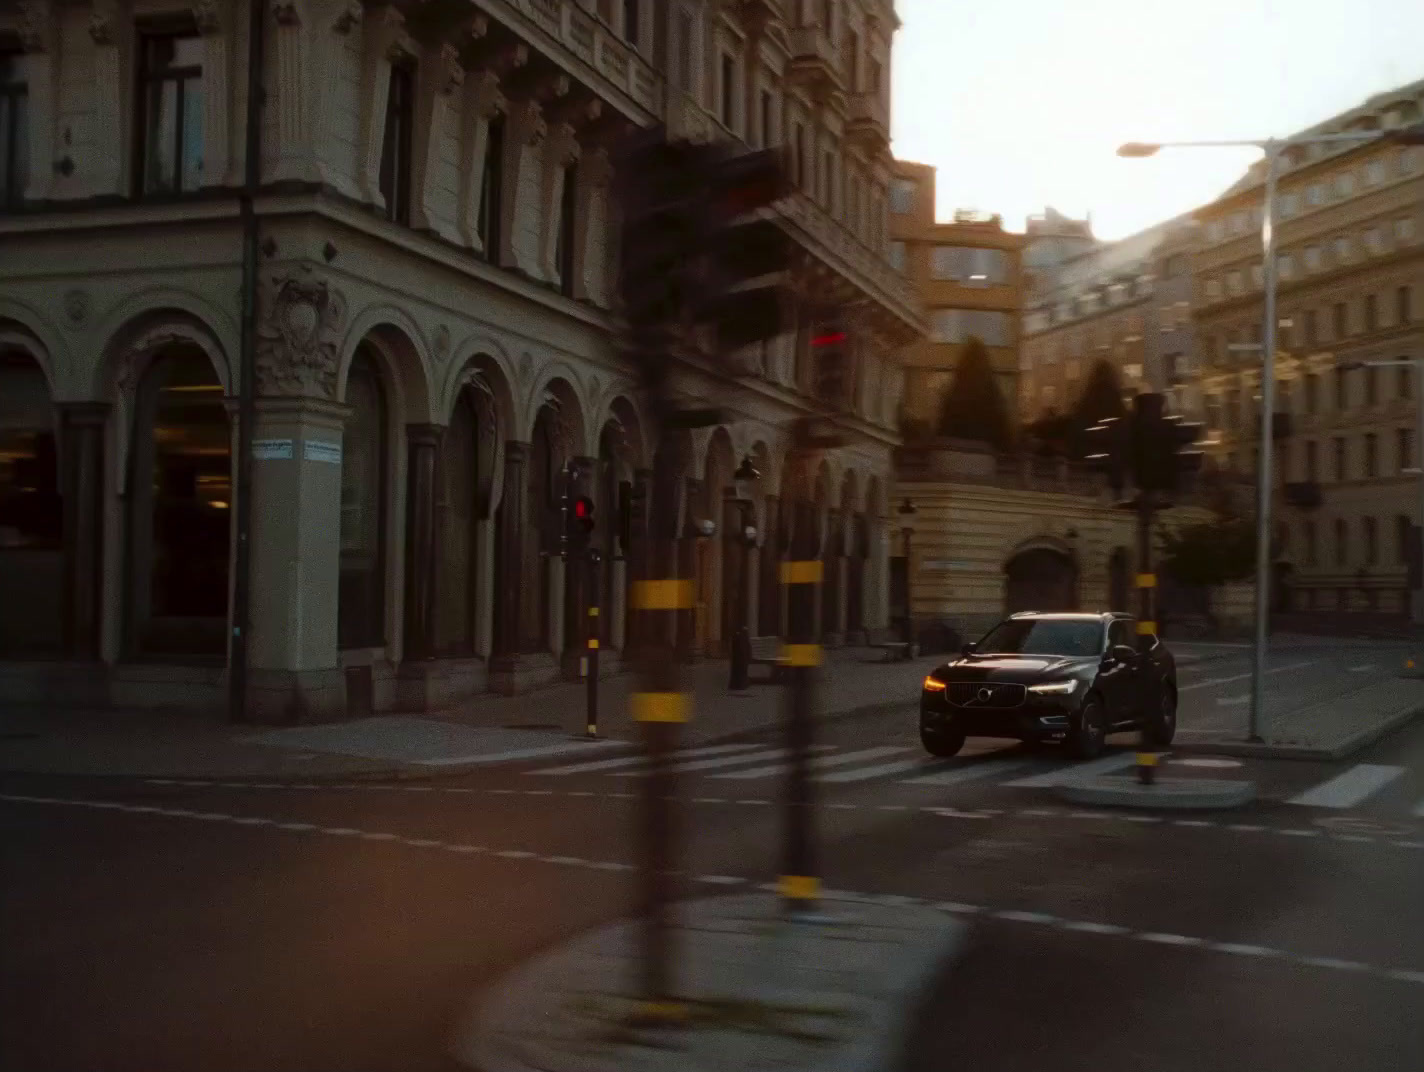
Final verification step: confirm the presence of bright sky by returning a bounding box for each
[890,0,1424,241]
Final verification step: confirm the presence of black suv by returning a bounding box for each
[919,612,1178,760]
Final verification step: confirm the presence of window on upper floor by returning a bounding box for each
[1397,216,1417,243]
[822,0,837,40]
[1304,372,1319,415]
[1334,436,1347,482]
[1364,364,1378,406]
[1302,308,1318,348]
[889,241,906,272]
[1277,253,1295,279]
[821,149,835,208]
[622,0,641,47]
[794,124,807,187]
[1335,171,1355,198]
[759,89,774,148]
[1364,516,1378,565]
[1366,158,1386,186]
[932,246,1008,284]
[1364,431,1379,478]
[867,57,882,98]
[1333,235,1353,263]
[556,161,577,297]
[930,309,1011,347]
[1400,365,1414,402]
[677,8,695,94]
[1335,365,1349,410]
[1279,192,1300,218]
[1400,427,1415,472]
[1305,245,1323,271]
[1364,293,1378,333]
[890,177,914,214]
[477,114,504,260]
[844,29,859,90]
[1227,270,1243,295]
[0,51,27,210]
[719,53,736,129]
[1305,439,1318,480]
[1251,263,1264,288]
[1400,514,1413,565]
[1307,182,1325,207]
[378,61,415,224]
[1400,286,1414,325]
[1206,219,1224,242]
[1365,227,1385,255]
[1303,519,1317,565]
[136,31,206,197]
[1205,278,1222,299]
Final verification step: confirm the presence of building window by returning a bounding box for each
[0,52,27,209]
[1227,270,1242,295]
[1335,171,1355,198]
[1304,520,1317,566]
[1307,182,1325,206]
[759,89,773,147]
[794,124,806,187]
[136,32,205,196]
[556,162,577,297]
[1365,227,1385,255]
[889,241,906,272]
[1335,366,1348,410]
[1206,220,1223,243]
[478,114,504,260]
[339,348,388,649]
[1335,518,1348,566]
[1205,279,1222,300]
[1280,192,1299,218]
[1304,373,1318,415]
[821,149,834,206]
[1302,308,1317,349]
[1399,515,1412,564]
[1304,245,1323,271]
[1365,365,1377,406]
[1366,159,1385,185]
[1250,263,1264,288]
[379,62,415,224]
[719,53,735,129]
[1364,432,1378,477]
[1333,235,1352,263]
[677,9,695,94]
[1400,286,1414,325]
[1364,517,1378,565]
[622,0,640,46]
[930,309,1010,347]
[1334,436,1347,482]
[1400,428,1415,473]
[1277,253,1294,278]
[1333,301,1348,340]
[890,177,914,214]
[1396,217,1417,243]
[1305,439,1318,481]
[1365,293,1378,333]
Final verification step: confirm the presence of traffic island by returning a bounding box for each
[452,892,966,1072]
[1054,775,1256,810]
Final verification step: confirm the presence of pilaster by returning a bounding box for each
[15,1,56,201]
[88,0,127,198]
[409,41,464,242]
[192,0,234,187]
[356,4,417,208]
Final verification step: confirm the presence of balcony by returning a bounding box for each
[787,27,846,93]
[846,92,889,154]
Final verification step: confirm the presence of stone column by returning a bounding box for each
[490,441,529,686]
[410,42,465,241]
[473,516,497,657]
[245,396,348,723]
[500,97,548,273]
[678,477,703,657]
[58,403,110,661]
[401,424,441,662]
[457,69,504,251]
[573,147,612,303]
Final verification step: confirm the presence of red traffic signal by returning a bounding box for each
[571,495,596,534]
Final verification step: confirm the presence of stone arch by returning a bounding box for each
[88,286,239,399]
[1003,537,1080,615]
[0,307,66,398]
[523,364,592,452]
[442,349,517,520]
[337,309,433,425]
[599,394,648,471]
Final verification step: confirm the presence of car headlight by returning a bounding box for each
[923,677,946,692]
[1028,680,1079,695]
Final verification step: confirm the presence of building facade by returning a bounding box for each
[888,159,1022,438]
[1022,206,1097,299]
[0,0,922,720]
[1192,79,1424,615]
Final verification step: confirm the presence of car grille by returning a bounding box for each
[946,682,1027,708]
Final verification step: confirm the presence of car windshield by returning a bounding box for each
[976,618,1102,657]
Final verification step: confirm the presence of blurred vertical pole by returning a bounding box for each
[631,430,688,1020]
[585,548,600,738]
[780,491,821,917]
[1136,495,1156,651]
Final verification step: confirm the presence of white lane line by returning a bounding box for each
[933,902,984,914]
[618,745,835,777]
[1178,660,1312,693]
[1216,694,1249,707]
[1287,764,1407,809]
[712,745,908,781]
[994,910,1058,924]
[413,739,625,768]
[1004,752,1138,788]
[902,755,1034,787]
[819,755,949,784]
[1060,921,1131,936]
[1348,665,1376,673]
[1300,956,1369,972]
[528,742,758,776]
[1211,942,1281,958]
[1139,933,1205,947]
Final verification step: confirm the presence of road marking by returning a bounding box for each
[902,755,1034,787]
[413,739,625,768]
[1287,764,1407,808]
[1178,660,1312,693]
[1211,942,1281,958]
[528,742,758,776]
[994,910,1058,924]
[1216,694,1249,706]
[693,875,747,886]
[712,745,908,781]
[1004,753,1138,788]
[926,808,995,819]
[933,902,984,914]
[819,755,948,784]
[1060,921,1131,936]
[1348,664,1375,672]
[1413,798,1424,818]
[1300,956,1369,971]
[1174,758,1243,768]
[1139,933,1204,946]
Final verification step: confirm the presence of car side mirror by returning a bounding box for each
[1108,644,1137,663]
[961,642,977,656]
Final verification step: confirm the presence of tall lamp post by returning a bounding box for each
[728,457,760,691]
[1339,358,1424,624]
[898,497,917,647]
[1118,122,1424,742]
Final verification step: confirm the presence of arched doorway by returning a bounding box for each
[1108,547,1130,611]
[126,346,231,657]
[526,404,559,654]
[1004,545,1078,615]
[338,345,389,650]
[435,386,481,655]
[0,348,63,656]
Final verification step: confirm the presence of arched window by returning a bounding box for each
[338,347,388,649]
[435,389,479,655]
[0,350,62,655]
[127,348,230,657]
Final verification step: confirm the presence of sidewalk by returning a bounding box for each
[0,648,945,781]
[452,892,965,1072]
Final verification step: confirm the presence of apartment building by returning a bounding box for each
[888,158,1023,438]
[1194,78,1424,613]
[0,0,922,719]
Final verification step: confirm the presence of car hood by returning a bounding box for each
[934,655,1096,682]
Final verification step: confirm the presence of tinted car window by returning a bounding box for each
[977,619,1102,657]
[1108,620,1134,649]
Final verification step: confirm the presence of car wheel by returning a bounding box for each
[1069,697,1107,760]
[921,726,966,758]
[1143,687,1177,747]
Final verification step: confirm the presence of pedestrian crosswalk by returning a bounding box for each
[520,743,1424,820]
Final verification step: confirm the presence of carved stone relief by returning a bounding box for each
[254,267,348,398]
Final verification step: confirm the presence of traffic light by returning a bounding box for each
[1161,414,1205,495]
[1084,416,1129,498]
[566,492,596,551]
[810,321,851,408]
[693,146,795,355]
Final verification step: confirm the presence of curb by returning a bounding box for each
[1055,776,1256,810]
[0,694,920,786]
[450,894,968,1072]
[1172,701,1424,762]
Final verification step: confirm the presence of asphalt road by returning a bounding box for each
[2,639,1421,1072]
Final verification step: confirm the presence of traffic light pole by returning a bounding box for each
[780,495,821,919]
[585,549,601,738]
[1136,492,1156,648]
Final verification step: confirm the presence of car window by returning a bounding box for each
[977,619,1103,657]
[1108,620,1134,649]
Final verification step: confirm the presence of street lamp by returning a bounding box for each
[1339,358,1424,624]
[1117,121,1424,743]
[898,497,917,646]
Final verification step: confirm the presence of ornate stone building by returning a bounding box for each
[1193,79,1424,616]
[0,0,921,719]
